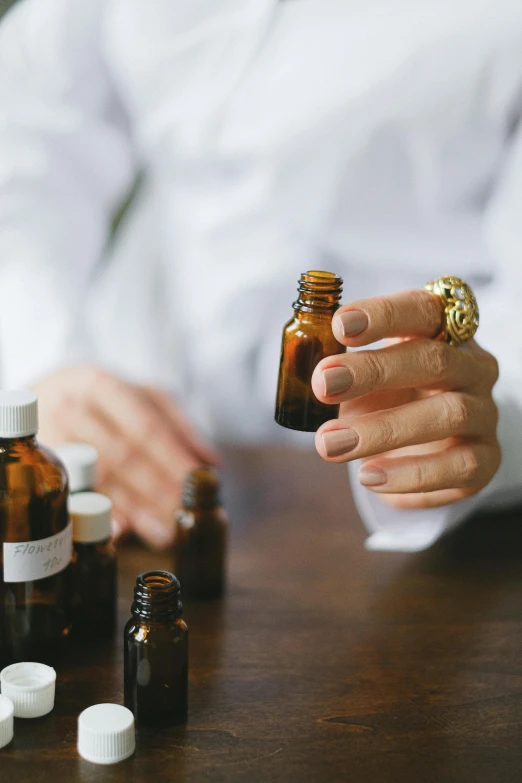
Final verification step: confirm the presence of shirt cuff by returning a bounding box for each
[348,467,477,551]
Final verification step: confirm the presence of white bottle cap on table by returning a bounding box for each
[56,442,98,492]
[0,390,38,437]
[78,704,135,765]
[68,492,112,543]
[0,695,14,748]
[0,662,56,718]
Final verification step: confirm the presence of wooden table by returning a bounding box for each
[2,446,522,782]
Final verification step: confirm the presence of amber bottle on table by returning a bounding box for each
[173,468,228,600]
[0,391,71,667]
[124,570,188,726]
[275,270,345,432]
[68,492,116,639]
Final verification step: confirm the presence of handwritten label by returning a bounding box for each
[3,523,72,583]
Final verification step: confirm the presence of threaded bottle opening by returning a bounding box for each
[294,270,343,312]
[182,467,220,510]
[132,570,182,619]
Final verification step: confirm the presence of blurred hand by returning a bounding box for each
[311,290,500,509]
[33,365,220,547]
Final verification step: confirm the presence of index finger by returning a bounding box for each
[332,289,443,346]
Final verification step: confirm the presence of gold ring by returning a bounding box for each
[424,276,479,346]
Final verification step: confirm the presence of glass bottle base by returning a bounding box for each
[274,404,339,433]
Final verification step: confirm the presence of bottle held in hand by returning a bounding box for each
[173,468,228,600]
[275,271,345,432]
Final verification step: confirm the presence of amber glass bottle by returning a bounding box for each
[124,571,188,726]
[275,271,345,431]
[0,391,71,667]
[68,492,116,639]
[173,468,228,601]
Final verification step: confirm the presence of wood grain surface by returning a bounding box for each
[1,445,522,783]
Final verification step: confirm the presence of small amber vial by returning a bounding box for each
[275,271,346,431]
[124,570,188,726]
[173,468,228,601]
[67,492,117,639]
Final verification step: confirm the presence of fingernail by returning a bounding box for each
[335,310,368,337]
[322,429,359,457]
[358,466,387,487]
[322,366,353,396]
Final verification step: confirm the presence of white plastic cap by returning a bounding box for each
[56,442,98,493]
[0,390,38,437]
[0,662,56,718]
[0,695,14,749]
[68,492,112,543]
[78,704,135,765]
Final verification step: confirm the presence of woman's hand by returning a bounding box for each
[311,290,500,509]
[33,365,220,547]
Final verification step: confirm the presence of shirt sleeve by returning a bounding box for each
[0,0,135,388]
[351,121,522,552]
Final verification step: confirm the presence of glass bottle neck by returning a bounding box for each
[182,467,221,511]
[0,434,37,456]
[0,435,37,446]
[293,271,343,314]
[131,571,183,622]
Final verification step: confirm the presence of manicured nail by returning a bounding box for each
[322,429,359,457]
[335,310,368,337]
[322,366,353,396]
[358,466,387,487]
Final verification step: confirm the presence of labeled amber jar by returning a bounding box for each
[275,271,345,431]
[0,391,71,667]
[124,571,188,726]
[173,467,228,601]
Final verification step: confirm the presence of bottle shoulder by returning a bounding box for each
[283,312,335,336]
[0,439,68,494]
[283,314,346,354]
[37,442,68,472]
[125,615,188,642]
[176,508,228,530]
